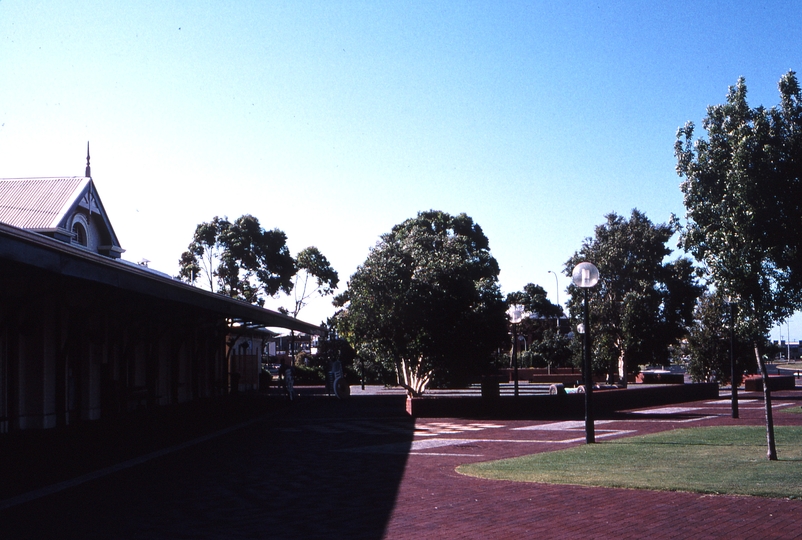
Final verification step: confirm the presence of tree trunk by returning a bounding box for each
[618,350,628,388]
[754,342,778,460]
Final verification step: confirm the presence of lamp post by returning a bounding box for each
[572,261,599,444]
[788,321,791,361]
[728,298,739,419]
[507,304,525,398]
[548,270,560,332]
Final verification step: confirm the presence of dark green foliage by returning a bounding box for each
[529,328,573,370]
[565,210,703,382]
[685,292,755,385]
[506,284,563,319]
[505,284,569,370]
[676,71,802,340]
[675,71,802,460]
[178,215,295,305]
[334,210,507,394]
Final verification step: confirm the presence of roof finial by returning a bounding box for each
[85,141,91,178]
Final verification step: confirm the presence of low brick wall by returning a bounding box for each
[744,375,796,391]
[406,383,720,419]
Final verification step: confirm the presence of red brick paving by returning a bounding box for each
[383,391,802,539]
[2,390,801,539]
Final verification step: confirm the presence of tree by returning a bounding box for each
[278,246,339,359]
[333,210,507,396]
[506,283,563,320]
[178,215,295,305]
[675,71,802,460]
[286,247,339,318]
[685,291,755,385]
[506,284,568,371]
[530,328,573,371]
[565,210,703,386]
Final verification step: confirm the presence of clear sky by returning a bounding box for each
[2,1,801,339]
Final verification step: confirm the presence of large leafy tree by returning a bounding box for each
[675,71,802,460]
[178,215,295,305]
[565,210,702,385]
[334,210,507,396]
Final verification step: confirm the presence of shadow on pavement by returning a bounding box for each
[0,394,414,539]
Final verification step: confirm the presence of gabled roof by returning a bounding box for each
[0,176,123,258]
[0,177,88,229]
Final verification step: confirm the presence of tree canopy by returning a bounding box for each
[675,71,802,459]
[676,71,802,338]
[565,209,702,384]
[333,210,507,396]
[506,284,569,371]
[178,214,296,305]
[506,283,563,320]
[684,291,755,385]
[285,246,339,318]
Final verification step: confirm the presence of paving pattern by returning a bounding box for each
[1,391,802,539]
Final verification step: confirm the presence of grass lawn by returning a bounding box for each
[457,426,802,499]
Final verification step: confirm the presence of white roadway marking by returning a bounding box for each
[340,430,638,455]
[628,406,702,415]
[513,420,618,431]
[414,422,504,437]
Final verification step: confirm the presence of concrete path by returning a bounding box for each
[1,390,801,539]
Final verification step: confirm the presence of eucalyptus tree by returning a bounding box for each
[333,210,507,396]
[283,246,339,318]
[676,71,802,460]
[565,210,702,385]
[178,214,296,305]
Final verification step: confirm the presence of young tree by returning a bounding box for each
[685,291,755,385]
[178,214,295,305]
[333,210,507,396]
[565,210,702,386]
[676,71,802,460]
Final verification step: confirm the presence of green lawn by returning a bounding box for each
[457,426,802,499]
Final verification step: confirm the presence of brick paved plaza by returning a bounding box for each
[1,389,802,539]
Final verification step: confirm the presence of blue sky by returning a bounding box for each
[2,1,801,339]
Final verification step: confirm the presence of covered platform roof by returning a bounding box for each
[0,222,324,335]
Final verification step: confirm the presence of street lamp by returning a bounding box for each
[548,270,560,332]
[572,261,599,444]
[507,303,525,398]
[727,297,739,419]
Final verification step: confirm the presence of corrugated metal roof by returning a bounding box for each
[0,177,88,230]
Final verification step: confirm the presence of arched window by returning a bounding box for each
[72,222,87,246]
[71,215,89,247]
